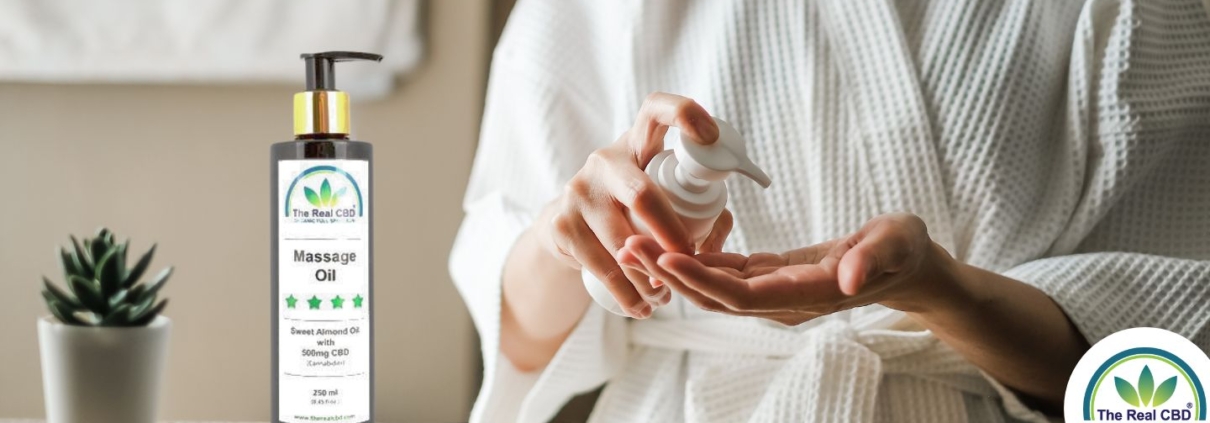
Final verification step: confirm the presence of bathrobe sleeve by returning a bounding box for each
[448,2,631,422]
[989,1,1210,420]
[1009,0,1210,352]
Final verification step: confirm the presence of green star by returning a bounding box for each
[330,295,345,309]
[352,294,364,308]
[307,295,322,310]
[285,295,298,309]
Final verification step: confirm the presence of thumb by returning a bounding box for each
[628,92,718,167]
[835,219,917,296]
[836,241,879,296]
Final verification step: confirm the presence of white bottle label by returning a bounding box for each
[278,160,370,423]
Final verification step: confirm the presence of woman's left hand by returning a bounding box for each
[617,212,960,325]
[623,211,1088,411]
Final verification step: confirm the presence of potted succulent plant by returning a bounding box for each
[37,228,173,423]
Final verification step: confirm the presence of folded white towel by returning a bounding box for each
[0,0,424,99]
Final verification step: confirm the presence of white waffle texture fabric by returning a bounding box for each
[449,0,1210,422]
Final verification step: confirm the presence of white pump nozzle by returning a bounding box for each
[675,119,772,188]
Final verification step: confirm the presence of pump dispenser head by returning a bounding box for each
[639,117,773,231]
[675,119,772,188]
[294,51,383,138]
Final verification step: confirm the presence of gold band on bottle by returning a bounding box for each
[293,91,350,136]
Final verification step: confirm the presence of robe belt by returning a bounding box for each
[628,317,998,422]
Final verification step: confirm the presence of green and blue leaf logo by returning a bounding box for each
[1115,365,1179,408]
[303,178,348,208]
[284,165,364,221]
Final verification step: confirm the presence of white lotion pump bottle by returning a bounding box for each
[583,118,773,316]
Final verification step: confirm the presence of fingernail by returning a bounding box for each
[651,278,664,288]
[695,118,719,142]
[632,303,652,319]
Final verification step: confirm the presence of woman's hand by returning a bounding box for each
[618,212,1088,411]
[531,92,731,319]
[500,92,734,371]
[617,213,958,325]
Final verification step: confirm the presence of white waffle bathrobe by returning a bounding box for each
[449,0,1210,422]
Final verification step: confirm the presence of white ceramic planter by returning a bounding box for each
[37,315,171,423]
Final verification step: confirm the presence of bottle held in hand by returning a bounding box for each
[582,118,773,316]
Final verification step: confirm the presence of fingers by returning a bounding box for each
[780,239,842,266]
[621,235,832,324]
[621,236,727,311]
[575,234,650,319]
[544,209,590,270]
[556,92,717,291]
[548,92,728,317]
[616,249,671,306]
[590,149,692,254]
[582,205,668,303]
[630,92,719,166]
[663,251,848,313]
[555,143,692,314]
[692,252,749,271]
[610,211,936,321]
[625,235,792,312]
[549,207,650,318]
[699,209,733,253]
[658,253,758,311]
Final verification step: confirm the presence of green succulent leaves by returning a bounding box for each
[41,228,171,327]
[304,178,347,208]
[1115,365,1179,408]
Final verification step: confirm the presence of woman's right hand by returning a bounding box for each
[534,92,731,318]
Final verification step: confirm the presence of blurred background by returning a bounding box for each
[0,1,516,421]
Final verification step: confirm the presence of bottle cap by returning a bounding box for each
[675,118,773,187]
[293,51,383,137]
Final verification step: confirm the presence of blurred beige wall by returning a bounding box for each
[0,1,488,422]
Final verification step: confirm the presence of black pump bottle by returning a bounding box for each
[271,51,379,423]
